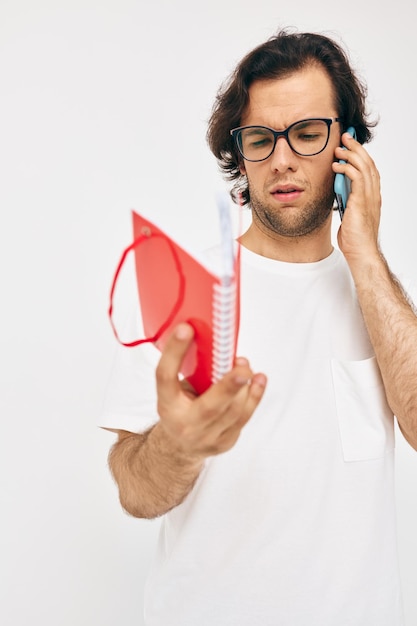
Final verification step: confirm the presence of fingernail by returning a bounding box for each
[175,324,192,340]
[252,378,266,389]
[234,375,250,386]
[252,374,267,389]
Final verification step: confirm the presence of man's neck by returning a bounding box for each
[238,219,334,263]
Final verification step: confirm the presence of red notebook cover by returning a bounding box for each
[109,209,240,395]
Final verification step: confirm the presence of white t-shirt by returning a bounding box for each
[100,247,404,626]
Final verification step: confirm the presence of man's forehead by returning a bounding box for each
[243,68,336,121]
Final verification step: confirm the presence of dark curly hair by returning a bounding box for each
[206,29,377,205]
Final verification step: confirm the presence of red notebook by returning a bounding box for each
[109,200,240,394]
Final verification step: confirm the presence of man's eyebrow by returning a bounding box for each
[243,126,271,134]
[294,121,310,128]
[292,119,320,129]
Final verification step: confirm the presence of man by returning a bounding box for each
[101,30,417,625]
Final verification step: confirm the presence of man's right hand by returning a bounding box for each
[155,322,267,462]
[109,322,267,519]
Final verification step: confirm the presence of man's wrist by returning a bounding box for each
[152,422,206,470]
[344,247,388,289]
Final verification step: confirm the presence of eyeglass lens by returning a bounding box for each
[237,119,330,160]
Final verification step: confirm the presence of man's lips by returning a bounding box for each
[270,185,303,202]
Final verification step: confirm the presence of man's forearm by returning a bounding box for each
[109,424,204,519]
[350,252,417,449]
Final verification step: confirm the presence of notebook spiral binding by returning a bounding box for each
[211,278,238,383]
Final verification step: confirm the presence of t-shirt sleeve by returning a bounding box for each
[98,313,161,434]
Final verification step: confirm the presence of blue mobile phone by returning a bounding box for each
[334,126,357,220]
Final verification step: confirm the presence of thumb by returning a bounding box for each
[156,323,195,404]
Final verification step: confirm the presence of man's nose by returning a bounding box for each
[269,137,298,173]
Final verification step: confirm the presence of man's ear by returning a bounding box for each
[239,162,246,176]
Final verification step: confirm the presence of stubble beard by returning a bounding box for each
[248,180,335,239]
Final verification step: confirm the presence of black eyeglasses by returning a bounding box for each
[230,117,343,161]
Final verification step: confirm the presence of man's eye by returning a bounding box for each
[251,137,272,147]
[297,132,321,142]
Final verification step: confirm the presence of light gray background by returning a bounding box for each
[1,1,416,624]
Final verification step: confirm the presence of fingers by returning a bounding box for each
[155,325,267,458]
[220,363,267,419]
[213,372,268,453]
[192,366,267,446]
[219,372,267,433]
[333,133,380,198]
[333,133,382,261]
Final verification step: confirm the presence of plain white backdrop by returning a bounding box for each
[1,1,416,624]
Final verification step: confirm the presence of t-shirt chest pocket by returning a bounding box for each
[331,356,395,462]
